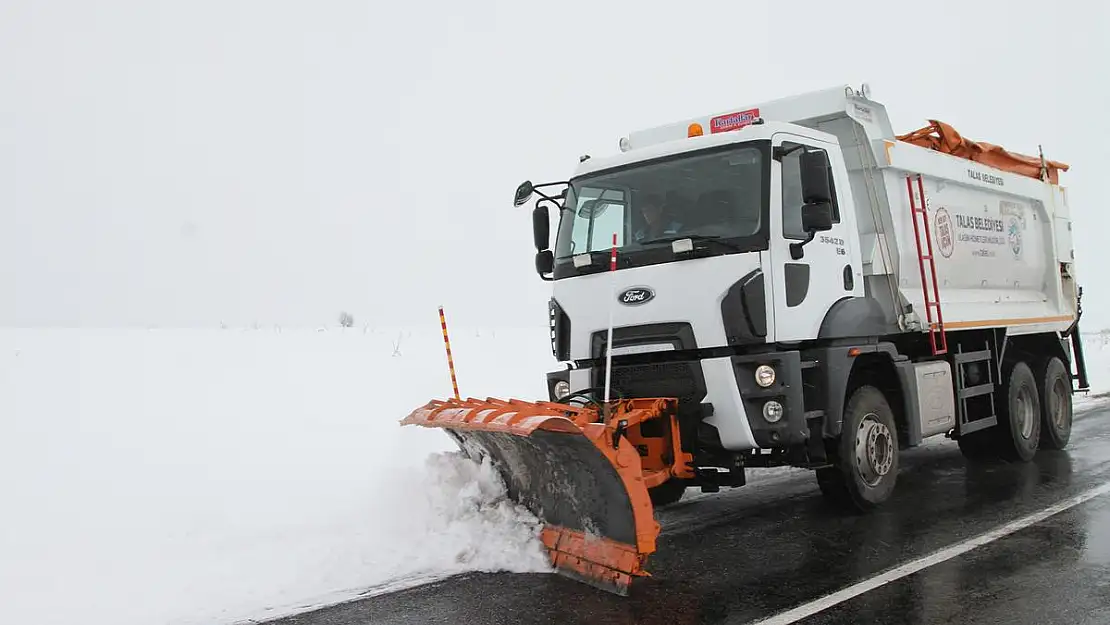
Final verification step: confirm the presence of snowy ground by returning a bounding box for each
[2,327,1109,625]
[0,326,559,625]
[1070,334,1110,410]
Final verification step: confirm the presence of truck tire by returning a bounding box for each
[649,478,686,507]
[994,360,1041,462]
[1038,356,1072,450]
[815,384,899,512]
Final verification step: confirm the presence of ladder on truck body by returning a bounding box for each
[906,174,947,356]
[953,342,998,435]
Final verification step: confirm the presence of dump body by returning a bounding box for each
[618,84,1078,340]
[877,139,1076,335]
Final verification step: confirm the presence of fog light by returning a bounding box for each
[763,400,784,423]
[755,364,775,388]
[554,380,571,399]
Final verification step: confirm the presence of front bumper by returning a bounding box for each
[549,351,811,454]
[547,324,810,454]
[728,351,809,449]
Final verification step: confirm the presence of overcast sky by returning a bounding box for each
[3,0,1108,331]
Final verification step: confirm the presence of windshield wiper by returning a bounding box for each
[638,234,748,253]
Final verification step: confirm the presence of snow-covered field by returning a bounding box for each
[0,325,558,625]
[2,326,1109,625]
[1067,334,1110,410]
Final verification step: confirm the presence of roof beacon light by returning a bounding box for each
[687,123,704,138]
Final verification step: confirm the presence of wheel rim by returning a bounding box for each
[1049,375,1069,432]
[1015,382,1035,440]
[854,413,894,487]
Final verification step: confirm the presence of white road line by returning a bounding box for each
[746,480,1110,625]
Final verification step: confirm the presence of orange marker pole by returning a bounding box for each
[439,305,460,400]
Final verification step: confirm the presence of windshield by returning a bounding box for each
[554,142,769,261]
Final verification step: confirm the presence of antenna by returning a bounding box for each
[603,233,618,411]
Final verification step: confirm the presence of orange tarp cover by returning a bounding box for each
[897,120,1069,185]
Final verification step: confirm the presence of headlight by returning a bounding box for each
[554,380,571,399]
[763,400,784,423]
[755,364,776,387]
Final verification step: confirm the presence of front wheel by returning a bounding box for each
[648,478,687,507]
[816,384,899,512]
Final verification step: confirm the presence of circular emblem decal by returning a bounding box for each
[618,287,654,306]
[1007,216,1023,258]
[934,207,954,259]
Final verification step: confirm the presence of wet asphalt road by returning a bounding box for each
[271,400,1110,625]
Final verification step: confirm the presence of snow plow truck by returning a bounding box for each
[401,84,1088,596]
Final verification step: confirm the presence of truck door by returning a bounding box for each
[767,133,859,343]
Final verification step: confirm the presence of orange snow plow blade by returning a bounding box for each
[400,396,689,596]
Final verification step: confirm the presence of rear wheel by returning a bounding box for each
[1038,356,1072,450]
[957,429,997,461]
[995,360,1041,462]
[816,384,899,512]
[957,359,1042,463]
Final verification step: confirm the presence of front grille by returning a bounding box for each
[590,322,697,359]
[598,361,705,403]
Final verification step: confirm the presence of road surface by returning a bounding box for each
[270,399,1110,625]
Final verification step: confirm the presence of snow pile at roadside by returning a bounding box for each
[0,326,556,625]
[1073,333,1110,410]
[391,451,552,582]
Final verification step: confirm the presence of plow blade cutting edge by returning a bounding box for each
[401,396,685,596]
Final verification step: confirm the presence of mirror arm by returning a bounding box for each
[789,232,815,260]
[533,181,569,190]
[532,182,569,203]
[516,180,568,208]
[772,143,806,162]
[537,197,565,213]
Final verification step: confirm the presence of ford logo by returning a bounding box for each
[618,287,655,306]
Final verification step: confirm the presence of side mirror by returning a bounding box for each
[514,181,535,207]
[799,150,832,204]
[535,250,553,279]
[801,202,834,232]
[532,205,550,251]
[790,200,834,260]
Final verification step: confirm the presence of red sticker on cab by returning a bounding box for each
[709,108,760,133]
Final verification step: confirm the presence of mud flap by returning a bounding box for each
[400,398,663,596]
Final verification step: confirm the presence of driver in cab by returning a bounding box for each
[633,193,682,243]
